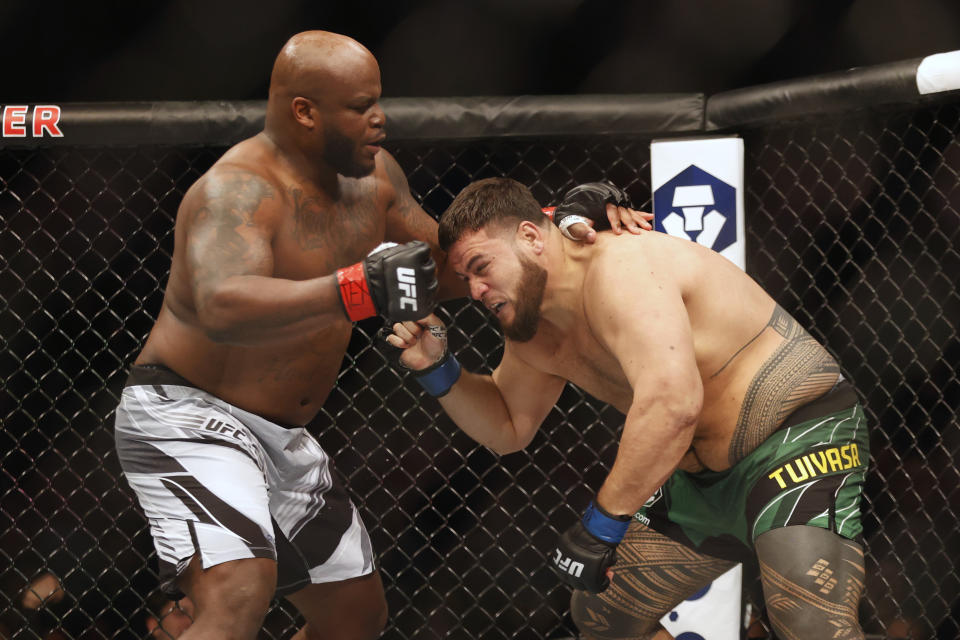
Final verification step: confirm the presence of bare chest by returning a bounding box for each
[273,182,387,278]
[522,325,633,413]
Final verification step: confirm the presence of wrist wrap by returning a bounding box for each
[582,500,631,544]
[415,352,462,397]
[336,263,377,321]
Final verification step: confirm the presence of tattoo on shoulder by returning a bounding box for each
[189,171,274,292]
[711,303,808,378]
[382,154,438,244]
[767,303,805,340]
[383,153,419,214]
[382,150,407,190]
[194,171,274,227]
[727,305,840,465]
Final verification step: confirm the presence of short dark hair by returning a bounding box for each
[439,177,545,251]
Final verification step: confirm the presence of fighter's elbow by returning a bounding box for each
[203,325,236,344]
[201,323,240,344]
[487,436,526,456]
[637,381,702,435]
[488,443,521,456]
[671,387,702,420]
[665,396,702,443]
[487,427,536,456]
[196,290,244,343]
[670,405,701,440]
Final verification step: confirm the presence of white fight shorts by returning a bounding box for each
[114,364,375,596]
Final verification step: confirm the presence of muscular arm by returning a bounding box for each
[184,168,347,344]
[586,253,703,516]
[391,316,565,453]
[438,344,566,454]
[381,150,468,300]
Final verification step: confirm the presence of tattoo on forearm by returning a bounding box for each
[190,172,274,295]
[572,524,734,639]
[728,305,840,465]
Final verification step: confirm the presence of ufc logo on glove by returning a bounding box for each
[335,241,437,322]
[553,549,585,578]
[551,501,630,592]
[396,267,418,311]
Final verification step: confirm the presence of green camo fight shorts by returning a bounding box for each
[635,381,869,561]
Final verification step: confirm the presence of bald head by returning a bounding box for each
[269,31,377,103]
[263,31,386,178]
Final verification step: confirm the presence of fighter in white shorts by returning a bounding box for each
[115,364,374,597]
[110,31,445,640]
[111,30,646,640]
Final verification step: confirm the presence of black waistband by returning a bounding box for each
[124,364,303,430]
[125,363,200,389]
[779,379,859,431]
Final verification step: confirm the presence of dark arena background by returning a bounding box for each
[2,52,960,640]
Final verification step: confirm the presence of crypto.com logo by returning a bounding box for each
[2,105,63,138]
[653,165,736,253]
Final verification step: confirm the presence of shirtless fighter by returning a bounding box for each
[387,177,870,639]
[112,32,648,640]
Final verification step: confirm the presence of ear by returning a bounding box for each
[515,220,545,254]
[291,97,318,129]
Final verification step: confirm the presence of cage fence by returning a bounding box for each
[1,95,959,640]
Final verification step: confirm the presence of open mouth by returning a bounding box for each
[488,301,507,315]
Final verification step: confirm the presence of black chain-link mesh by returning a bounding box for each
[2,98,958,640]
[740,101,960,639]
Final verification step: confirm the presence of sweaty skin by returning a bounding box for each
[135,59,647,427]
[392,188,860,639]
[135,33,456,427]
[126,33,651,640]
[441,228,839,486]
[127,32,462,640]
[436,225,853,640]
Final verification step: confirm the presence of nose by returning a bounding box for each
[370,103,385,129]
[469,279,488,300]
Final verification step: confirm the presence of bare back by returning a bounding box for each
[512,231,840,471]
[136,134,395,425]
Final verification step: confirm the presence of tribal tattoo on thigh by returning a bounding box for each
[760,542,865,640]
[728,305,840,465]
[573,525,734,639]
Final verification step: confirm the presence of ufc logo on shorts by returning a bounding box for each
[396,267,418,311]
[553,549,584,577]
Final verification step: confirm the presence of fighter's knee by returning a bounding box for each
[181,558,276,639]
[349,575,387,639]
[286,570,387,640]
[767,611,863,640]
[570,590,660,640]
[298,602,385,640]
[366,590,388,639]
